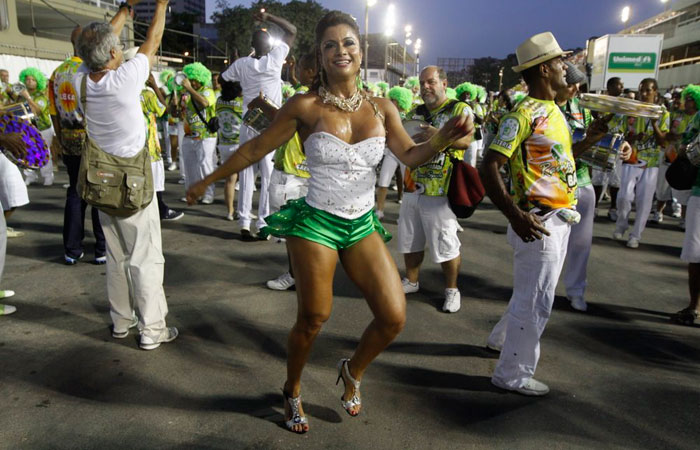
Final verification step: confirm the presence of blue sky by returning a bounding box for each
[205,0,670,64]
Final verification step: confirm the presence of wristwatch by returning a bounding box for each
[118,2,132,13]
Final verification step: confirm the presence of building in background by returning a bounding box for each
[360,33,416,86]
[619,0,699,89]
[134,0,206,23]
[437,57,475,88]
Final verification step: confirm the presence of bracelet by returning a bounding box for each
[118,2,132,13]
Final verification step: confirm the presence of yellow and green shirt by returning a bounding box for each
[216,96,243,145]
[31,90,52,131]
[274,132,309,179]
[185,87,217,139]
[626,109,670,168]
[490,96,576,212]
[405,99,472,196]
[140,89,166,161]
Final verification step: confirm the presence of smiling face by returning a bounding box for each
[320,24,362,84]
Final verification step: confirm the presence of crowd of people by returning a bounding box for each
[1,0,699,434]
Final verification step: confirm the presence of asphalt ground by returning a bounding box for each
[1,168,699,450]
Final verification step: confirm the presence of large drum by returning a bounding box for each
[0,103,49,169]
[242,108,272,135]
[572,128,623,172]
[403,119,430,142]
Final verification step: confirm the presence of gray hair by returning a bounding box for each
[77,22,119,71]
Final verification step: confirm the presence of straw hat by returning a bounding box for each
[512,32,571,73]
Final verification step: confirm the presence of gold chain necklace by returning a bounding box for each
[319,86,364,113]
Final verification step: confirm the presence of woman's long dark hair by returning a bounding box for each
[310,11,362,92]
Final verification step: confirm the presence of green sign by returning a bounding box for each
[608,52,657,73]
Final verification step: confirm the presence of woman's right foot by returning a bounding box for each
[282,387,309,433]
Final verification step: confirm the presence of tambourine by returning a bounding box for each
[174,72,187,86]
[579,94,664,119]
[0,111,49,169]
[403,119,430,142]
[572,128,623,172]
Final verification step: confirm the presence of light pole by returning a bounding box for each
[402,24,412,81]
[363,0,377,83]
[414,38,421,77]
[383,4,396,83]
[498,67,504,92]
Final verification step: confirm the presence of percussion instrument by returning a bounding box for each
[242,108,271,135]
[403,119,430,142]
[579,93,664,119]
[1,101,34,120]
[174,72,187,86]
[0,105,49,169]
[572,128,623,171]
[685,133,700,168]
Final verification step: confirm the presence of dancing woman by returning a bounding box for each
[187,11,472,433]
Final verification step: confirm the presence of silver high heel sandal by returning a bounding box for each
[282,389,309,433]
[335,358,361,416]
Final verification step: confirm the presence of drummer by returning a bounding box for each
[397,66,473,314]
[220,9,297,240]
[592,77,625,220]
[613,78,670,249]
[557,62,631,312]
[18,67,54,186]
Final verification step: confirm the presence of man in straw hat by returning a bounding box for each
[480,32,613,395]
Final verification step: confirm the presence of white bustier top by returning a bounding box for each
[303,131,386,219]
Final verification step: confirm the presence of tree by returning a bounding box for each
[212,0,328,61]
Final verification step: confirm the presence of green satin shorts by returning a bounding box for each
[261,198,391,250]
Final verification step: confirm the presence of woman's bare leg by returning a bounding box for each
[283,237,338,432]
[337,233,406,414]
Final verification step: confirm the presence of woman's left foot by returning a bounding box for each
[336,358,361,416]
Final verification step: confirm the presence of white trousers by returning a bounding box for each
[615,165,658,240]
[238,126,273,230]
[489,215,571,388]
[377,150,403,188]
[0,211,5,284]
[563,185,595,297]
[182,137,216,199]
[99,199,169,341]
[268,169,308,213]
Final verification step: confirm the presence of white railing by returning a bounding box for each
[659,55,700,69]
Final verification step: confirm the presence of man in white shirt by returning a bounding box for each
[220,10,296,240]
[74,0,177,350]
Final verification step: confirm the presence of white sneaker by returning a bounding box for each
[0,304,17,315]
[140,327,178,350]
[178,177,185,185]
[456,223,464,232]
[492,377,550,396]
[201,196,214,205]
[650,210,663,223]
[569,295,588,312]
[442,288,461,313]
[626,237,639,249]
[24,170,38,186]
[612,229,624,240]
[43,175,54,186]
[266,272,295,291]
[401,278,419,294]
[376,210,384,220]
[672,202,682,218]
[167,162,177,171]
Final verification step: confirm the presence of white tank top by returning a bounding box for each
[303,131,386,219]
